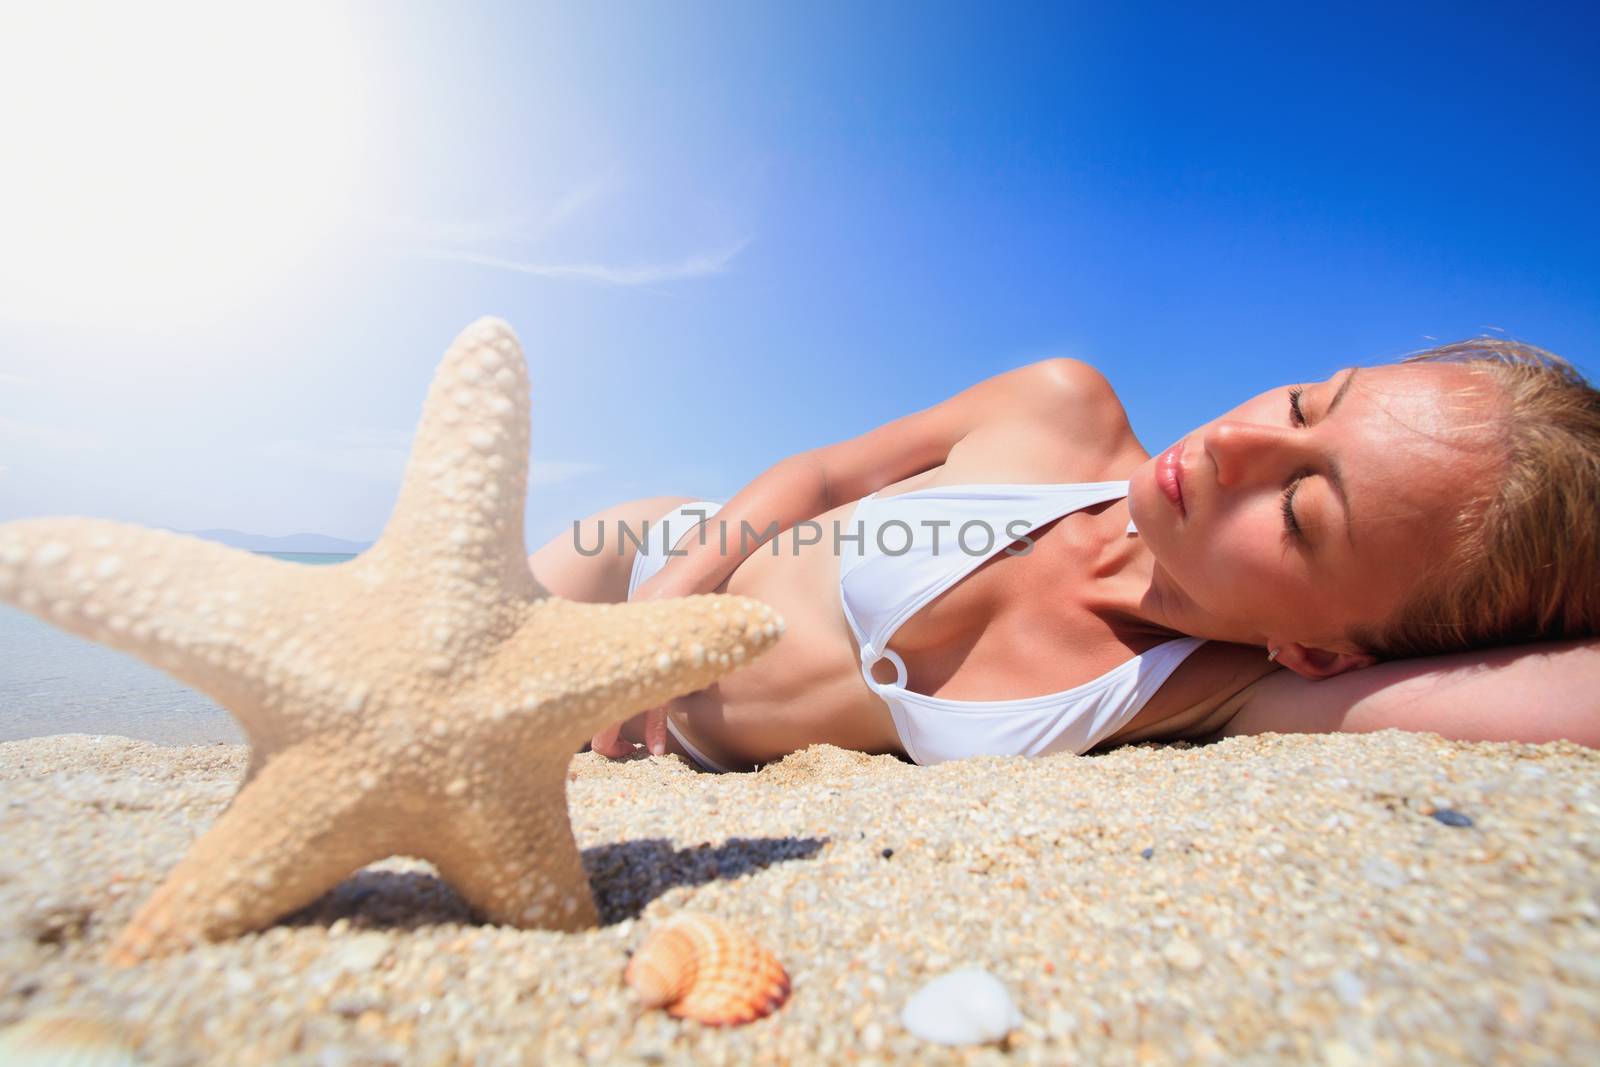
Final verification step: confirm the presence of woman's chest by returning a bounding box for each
[859,425,1154,698]
[870,500,1146,699]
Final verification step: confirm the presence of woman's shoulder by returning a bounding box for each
[958,358,1142,468]
[1029,359,1134,433]
[811,357,1136,510]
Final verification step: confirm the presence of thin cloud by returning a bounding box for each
[539,176,616,231]
[414,239,750,286]
[385,174,749,288]
[0,372,36,387]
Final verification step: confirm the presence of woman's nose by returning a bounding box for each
[1203,419,1302,487]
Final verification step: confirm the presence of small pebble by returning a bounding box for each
[1161,938,1204,972]
[328,934,391,973]
[1432,809,1474,828]
[1330,969,1367,1006]
[1360,855,1407,890]
[21,899,93,945]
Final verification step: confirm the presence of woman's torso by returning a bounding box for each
[671,401,1277,770]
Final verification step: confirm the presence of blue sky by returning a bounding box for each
[0,1,1595,550]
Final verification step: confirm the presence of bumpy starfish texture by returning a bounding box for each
[0,318,784,964]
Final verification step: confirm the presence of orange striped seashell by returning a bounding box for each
[623,913,790,1025]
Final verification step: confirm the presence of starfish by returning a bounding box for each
[0,317,784,965]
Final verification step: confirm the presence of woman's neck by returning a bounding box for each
[1080,528,1265,649]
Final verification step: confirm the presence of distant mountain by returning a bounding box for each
[183,529,373,554]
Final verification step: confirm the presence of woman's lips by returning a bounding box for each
[1158,440,1186,514]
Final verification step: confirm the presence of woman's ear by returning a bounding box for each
[1271,641,1380,681]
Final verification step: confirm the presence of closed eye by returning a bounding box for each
[1285,368,1358,549]
[1283,386,1307,540]
[1281,480,1302,540]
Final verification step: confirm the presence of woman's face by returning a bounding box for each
[1128,361,1502,664]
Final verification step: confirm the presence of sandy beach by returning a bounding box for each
[2,730,1597,1065]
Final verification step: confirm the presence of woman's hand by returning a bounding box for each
[589,561,721,759]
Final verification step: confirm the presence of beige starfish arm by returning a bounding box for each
[367,316,543,602]
[0,518,320,725]
[482,594,788,755]
[106,741,405,965]
[422,772,601,934]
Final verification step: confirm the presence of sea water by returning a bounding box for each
[0,551,357,746]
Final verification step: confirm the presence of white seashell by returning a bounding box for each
[900,967,1023,1045]
[0,1011,143,1066]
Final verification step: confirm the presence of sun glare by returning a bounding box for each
[0,4,365,329]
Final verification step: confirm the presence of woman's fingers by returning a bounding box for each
[589,708,671,760]
[643,706,669,757]
[589,721,635,759]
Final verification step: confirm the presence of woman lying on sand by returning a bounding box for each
[532,339,1600,773]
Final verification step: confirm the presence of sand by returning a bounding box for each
[2,730,1597,1065]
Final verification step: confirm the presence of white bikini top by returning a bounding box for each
[838,481,1206,765]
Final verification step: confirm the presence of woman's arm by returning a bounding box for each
[653,357,1110,595]
[1213,637,1600,748]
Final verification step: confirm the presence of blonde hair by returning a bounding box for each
[1346,337,1600,659]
